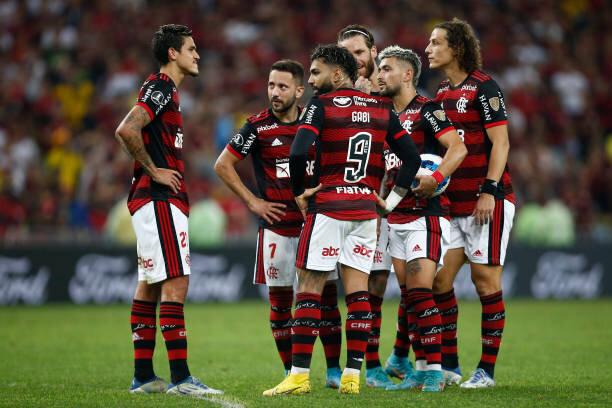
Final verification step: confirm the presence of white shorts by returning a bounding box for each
[372,217,392,271]
[253,228,339,287]
[131,201,191,284]
[449,200,515,265]
[389,216,451,266]
[296,214,377,274]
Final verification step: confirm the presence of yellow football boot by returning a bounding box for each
[263,373,311,396]
[339,373,360,394]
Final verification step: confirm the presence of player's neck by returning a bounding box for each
[393,87,417,112]
[272,105,299,123]
[443,62,469,87]
[160,65,185,87]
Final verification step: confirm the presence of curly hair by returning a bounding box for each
[310,44,358,83]
[434,18,482,73]
[378,45,422,87]
[152,24,193,65]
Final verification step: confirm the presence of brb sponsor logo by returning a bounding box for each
[0,256,50,305]
[353,244,373,258]
[321,246,340,257]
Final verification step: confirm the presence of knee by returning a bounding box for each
[471,274,500,296]
[368,272,389,296]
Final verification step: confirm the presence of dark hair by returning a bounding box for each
[270,59,304,84]
[152,24,193,65]
[434,18,482,73]
[337,24,375,49]
[310,44,358,83]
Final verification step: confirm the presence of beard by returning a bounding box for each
[270,95,296,113]
[362,55,375,79]
[312,78,334,95]
[379,82,401,98]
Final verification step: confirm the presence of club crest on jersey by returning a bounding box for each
[433,110,446,121]
[456,97,468,113]
[489,97,500,111]
[333,96,352,108]
[231,133,244,146]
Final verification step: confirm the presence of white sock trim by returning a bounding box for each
[290,366,310,375]
[343,368,360,376]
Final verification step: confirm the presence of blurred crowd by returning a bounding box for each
[0,0,611,245]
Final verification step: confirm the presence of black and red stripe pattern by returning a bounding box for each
[129,73,189,216]
[269,289,294,371]
[154,201,184,279]
[319,282,342,369]
[295,214,316,269]
[425,216,442,263]
[365,294,384,369]
[227,108,315,236]
[345,291,372,370]
[253,228,266,284]
[434,69,514,217]
[434,289,459,369]
[407,303,426,364]
[131,299,157,381]
[488,199,505,265]
[392,285,411,358]
[478,291,505,378]
[387,95,454,224]
[303,89,394,221]
[160,301,190,384]
[407,288,443,367]
[291,292,321,369]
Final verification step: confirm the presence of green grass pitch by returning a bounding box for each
[0,299,610,407]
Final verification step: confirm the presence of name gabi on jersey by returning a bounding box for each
[241,133,257,155]
[336,186,372,194]
[276,158,314,178]
[257,123,279,133]
[352,111,370,123]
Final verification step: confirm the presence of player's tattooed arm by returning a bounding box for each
[115,105,181,193]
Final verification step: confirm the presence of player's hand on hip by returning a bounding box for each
[295,184,322,218]
[373,191,388,216]
[355,76,373,94]
[472,193,495,225]
[411,174,437,198]
[151,168,182,194]
[249,198,286,224]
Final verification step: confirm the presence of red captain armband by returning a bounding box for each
[431,170,445,185]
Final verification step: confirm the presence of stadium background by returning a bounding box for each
[1,0,611,304]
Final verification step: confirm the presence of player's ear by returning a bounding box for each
[296,85,305,99]
[168,47,178,62]
[371,45,378,59]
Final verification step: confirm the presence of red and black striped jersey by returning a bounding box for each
[434,69,515,217]
[299,88,412,220]
[128,73,188,216]
[386,95,455,224]
[226,108,314,237]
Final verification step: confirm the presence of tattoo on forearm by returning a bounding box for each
[118,107,156,176]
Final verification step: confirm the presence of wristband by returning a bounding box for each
[431,170,445,185]
[384,189,406,213]
[481,179,498,195]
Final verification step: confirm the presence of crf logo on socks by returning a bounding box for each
[322,246,340,257]
[353,244,373,257]
[132,332,143,341]
[421,335,441,343]
[350,322,371,329]
[273,329,290,338]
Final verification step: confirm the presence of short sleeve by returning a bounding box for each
[297,97,324,136]
[136,78,174,120]
[226,121,257,159]
[421,102,456,139]
[476,79,508,128]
